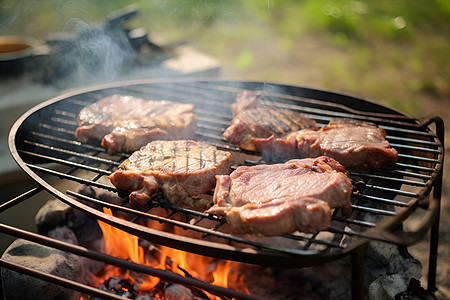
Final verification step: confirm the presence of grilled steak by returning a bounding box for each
[207,156,352,236]
[108,140,231,210]
[75,94,196,155]
[253,119,398,170]
[223,91,318,151]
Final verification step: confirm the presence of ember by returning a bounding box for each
[89,208,249,299]
[98,275,137,298]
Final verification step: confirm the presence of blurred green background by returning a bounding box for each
[1,0,449,116]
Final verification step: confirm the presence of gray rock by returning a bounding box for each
[47,226,79,245]
[1,238,83,300]
[35,199,71,234]
[368,274,408,300]
[136,295,153,300]
[35,199,102,246]
[165,284,194,300]
[364,241,422,287]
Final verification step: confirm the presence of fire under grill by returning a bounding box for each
[1,78,445,299]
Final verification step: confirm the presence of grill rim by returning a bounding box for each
[7,77,444,269]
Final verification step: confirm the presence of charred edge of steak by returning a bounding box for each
[109,140,231,210]
[108,170,160,208]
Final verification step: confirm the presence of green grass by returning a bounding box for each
[1,0,448,116]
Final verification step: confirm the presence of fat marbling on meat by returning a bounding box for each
[207,156,352,236]
[75,94,196,155]
[108,140,231,210]
[253,119,398,170]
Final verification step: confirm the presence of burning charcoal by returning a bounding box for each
[1,239,82,300]
[99,275,137,298]
[394,278,437,300]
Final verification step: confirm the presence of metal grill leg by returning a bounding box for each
[351,245,366,300]
[428,174,442,291]
[428,216,440,292]
[426,115,444,292]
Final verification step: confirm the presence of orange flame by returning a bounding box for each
[94,208,249,298]
[96,208,163,291]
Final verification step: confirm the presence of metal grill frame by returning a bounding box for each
[1,78,445,299]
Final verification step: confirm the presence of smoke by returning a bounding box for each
[0,1,246,88]
[47,18,136,88]
[1,1,139,88]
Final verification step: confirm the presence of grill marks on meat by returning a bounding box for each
[223,91,318,151]
[206,156,352,236]
[253,119,398,170]
[296,119,398,170]
[108,140,231,210]
[98,92,395,237]
[75,94,196,155]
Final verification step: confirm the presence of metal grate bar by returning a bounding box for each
[22,135,426,216]
[372,169,432,181]
[363,184,419,197]
[6,79,443,272]
[393,162,438,173]
[397,154,441,164]
[332,216,376,228]
[66,191,328,256]
[54,109,77,119]
[350,205,397,216]
[18,150,111,175]
[348,171,427,187]
[27,164,116,192]
[381,125,436,137]
[389,143,440,154]
[0,187,44,214]
[24,140,120,166]
[352,194,413,207]
[282,233,344,249]
[325,226,392,243]
[40,122,76,134]
[48,117,78,127]
[386,135,440,147]
[31,130,103,153]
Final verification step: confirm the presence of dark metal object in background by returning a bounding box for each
[2,5,180,86]
[0,35,41,76]
[36,5,156,87]
[1,78,445,299]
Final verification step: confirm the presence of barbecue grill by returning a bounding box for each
[1,78,444,299]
